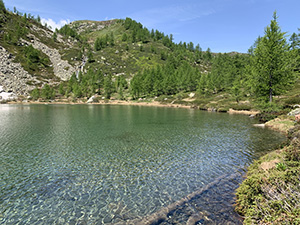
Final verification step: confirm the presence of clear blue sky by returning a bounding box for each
[4,0,300,53]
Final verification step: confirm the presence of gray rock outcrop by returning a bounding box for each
[0,46,38,95]
[22,35,75,81]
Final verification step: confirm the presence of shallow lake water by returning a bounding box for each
[0,104,285,224]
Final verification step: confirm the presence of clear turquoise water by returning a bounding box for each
[0,104,285,224]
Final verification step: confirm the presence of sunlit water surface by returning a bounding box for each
[0,105,285,224]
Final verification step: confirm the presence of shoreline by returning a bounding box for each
[6,99,191,108]
[5,99,261,116]
[235,116,299,224]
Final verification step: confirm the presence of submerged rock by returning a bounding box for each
[253,124,265,128]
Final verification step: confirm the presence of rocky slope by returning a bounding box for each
[0,46,38,95]
[0,11,78,97]
[22,34,75,81]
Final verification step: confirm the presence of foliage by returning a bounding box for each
[255,102,285,122]
[250,12,297,103]
[289,31,300,50]
[130,61,200,99]
[58,25,79,39]
[236,126,300,224]
[94,33,115,51]
[41,84,55,100]
[64,69,106,98]
[104,74,114,99]
[0,0,6,13]
[21,45,51,74]
[285,138,300,161]
[30,88,40,100]
[284,96,300,105]
[24,45,41,64]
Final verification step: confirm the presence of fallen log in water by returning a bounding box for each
[111,172,240,225]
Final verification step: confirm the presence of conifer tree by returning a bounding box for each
[289,31,300,50]
[0,0,5,12]
[104,74,113,99]
[251,12,297,102]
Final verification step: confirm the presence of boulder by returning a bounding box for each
[87,95,96,103]
[189,92,195,98]
[288,108,300,116]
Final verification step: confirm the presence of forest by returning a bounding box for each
[1,1,299,109]
[48,13,299,108]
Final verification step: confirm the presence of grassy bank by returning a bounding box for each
[235,119,300,224]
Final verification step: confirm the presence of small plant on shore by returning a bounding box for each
[276,162,287,171]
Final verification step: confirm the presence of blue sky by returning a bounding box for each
[4,0,300,53]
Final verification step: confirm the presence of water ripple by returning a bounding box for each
[0,105,285,224]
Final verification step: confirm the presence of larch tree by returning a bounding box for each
[251,11,297,103]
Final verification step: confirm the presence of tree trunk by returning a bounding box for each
[269,72,273,103]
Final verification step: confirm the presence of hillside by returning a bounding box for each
[0,3,299,117]
[0,7,79,96]
[0,5,213,101]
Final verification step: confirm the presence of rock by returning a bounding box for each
[186,213,204,225]
[0,91,17,102]
[0,46,37,96]
[87,95,96,103]
[21,37,75,81]
[253,124,265,128]
[288,108,300,116]
[189,92,195,98]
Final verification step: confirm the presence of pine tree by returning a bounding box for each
[251,12,297,102]
[53,32,57,42]
[289,31,300,50]
[0,0,5,12]
[104,74,113,99]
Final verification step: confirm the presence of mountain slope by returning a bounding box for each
[0,8,78,96]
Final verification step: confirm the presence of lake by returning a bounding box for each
[0,104,285,224]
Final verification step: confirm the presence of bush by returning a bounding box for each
[31,88,40,100]
[217,107,229,113]
[285,139,300,161]
[284,96,300,105]
[230,104,252,111]
[41,84,55,100]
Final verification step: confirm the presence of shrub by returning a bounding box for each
[285,140,300,161]
[30,88,40,100]
[230,104,252,111]
[284,96,300,105]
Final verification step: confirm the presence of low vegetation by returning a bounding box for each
[236,125,300,224]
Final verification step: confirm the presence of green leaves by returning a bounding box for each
[251,11,296,103]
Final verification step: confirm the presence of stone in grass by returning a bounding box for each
[288,108,300,117]
[87,95,96,103]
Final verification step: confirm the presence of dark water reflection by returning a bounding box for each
[0,105,285,224]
